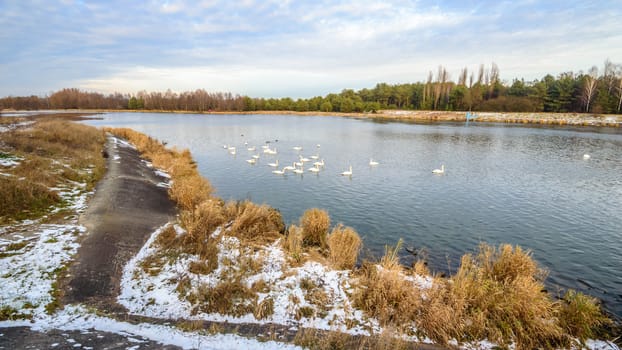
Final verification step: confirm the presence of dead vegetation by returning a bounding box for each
[0,120,105,223]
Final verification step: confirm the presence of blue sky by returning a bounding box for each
[1,0,621,98]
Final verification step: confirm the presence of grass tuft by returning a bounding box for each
[253,297,275,320]
[559,290,612,341]
[300,208,330,248]
[353,240,422,327]
[327,224,361,270]
[225,200,284,245]
[282,224,304,264]
[190,279,257,317]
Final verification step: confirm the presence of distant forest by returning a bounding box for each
[2,60,621,114]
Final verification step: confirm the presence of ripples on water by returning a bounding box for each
[84,113,622,318]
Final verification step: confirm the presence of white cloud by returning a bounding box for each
[2,0,622,97]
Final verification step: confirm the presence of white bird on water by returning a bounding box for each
[246,158,256,164]
[432,165,445,174]
[252,154,260,159]
[313,159,325,167]
[268,159,279,167]
[369,158,379,166]
[308,164,320,173]
[247,146,256,151]
[293,166,304,175]
[340,166,353,176]
[583,154,591,160]
[272,167,286,175]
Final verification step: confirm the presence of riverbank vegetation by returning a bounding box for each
[2,60,622,115]
[107,127,617,349]
[0,119,105,223]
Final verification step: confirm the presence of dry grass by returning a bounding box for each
[327,224,362,270]
[190,279,257,317]
[253,297,275,320]
[169,173,213,211]
[300,208,330,248]
[282,224,304,264]
[225,200,285,245]
[353,241,422,327]
[0,177,61,222]
[0,120,105,223]
[558,290,612,342]
[179,199,225,241]
[445,244,564,348]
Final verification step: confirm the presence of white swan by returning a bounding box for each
[432,165,445,174]
[268,159,279,167]
[313,159,325,167]
[264,148,277,155]
[247,146,256,151]
[583,154,591,160]
[227,146,236,151]
[261,144,270,150]
[229,149,236,155]
[310,154,319,160]
[293,166,304,174]
[293,146,303,151]
[272,167,286,175]
[294,160,303,167]
[246,158,256,164]
[308,164,320,173]
[252,154,260,159]
[369,158,379,166]
[340,166,353,176]
[283,162,296,171]
[299,155,310,162]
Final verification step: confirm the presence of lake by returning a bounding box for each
[84,112,622,318]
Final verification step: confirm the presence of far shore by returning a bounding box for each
[2,108,621,127]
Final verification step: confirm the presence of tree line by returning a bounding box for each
[2,60,621,114]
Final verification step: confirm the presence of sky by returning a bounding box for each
[1,0,621,98]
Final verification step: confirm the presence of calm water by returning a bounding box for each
[84,113,622,318]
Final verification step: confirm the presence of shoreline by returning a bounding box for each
[2,108,621,127]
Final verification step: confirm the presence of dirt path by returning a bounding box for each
[62,135,176,312]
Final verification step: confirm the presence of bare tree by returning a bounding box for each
[489,63,500,99]
[477,64,484,85]
[582,66,599,112]
[458,67,468,86]
[603,58,616,94]
[616,65,622,113]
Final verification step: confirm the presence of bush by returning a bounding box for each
[300,208,330,248]
[327,224,361,270]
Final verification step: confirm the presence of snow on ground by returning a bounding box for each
[0,223,85,316]
[0,305,302,350]
[119,225,378,334]
[0,180,94,317]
